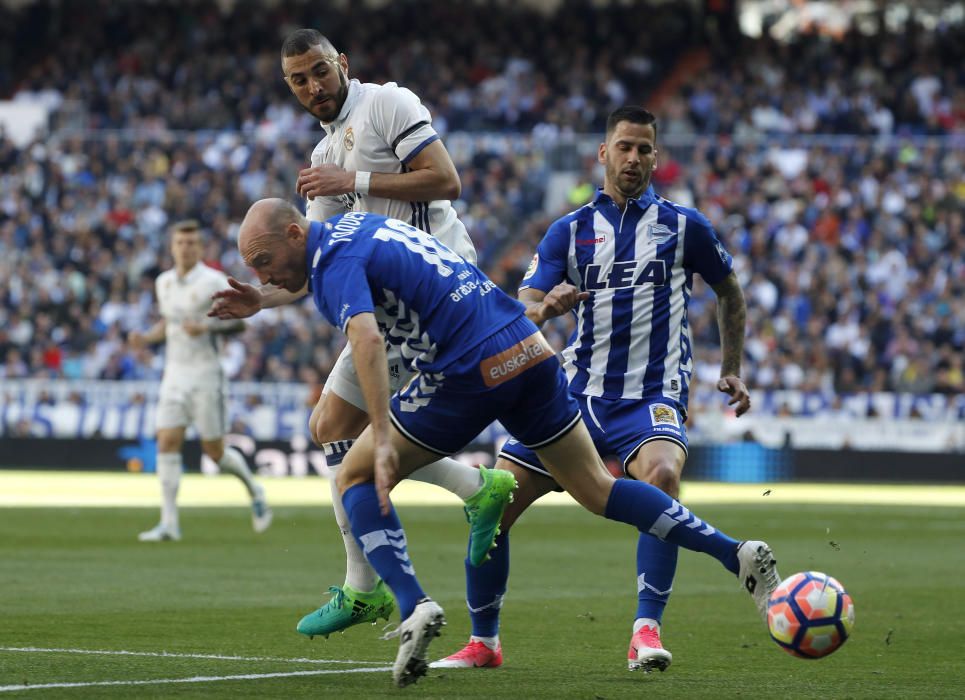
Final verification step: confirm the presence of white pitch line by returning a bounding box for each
[0,667,394,693]
[0,646,385,665]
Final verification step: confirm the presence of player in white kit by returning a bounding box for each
[130,220,272,542]
[208,29,516,636]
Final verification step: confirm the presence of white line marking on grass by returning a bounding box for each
[0,667,393,693]
[0,646,385,665]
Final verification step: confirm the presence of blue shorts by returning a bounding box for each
[499,394,688,480]
[390,316,582,455]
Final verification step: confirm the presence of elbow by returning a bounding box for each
[441,173,461,201]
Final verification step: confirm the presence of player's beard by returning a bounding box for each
[306,69,349,123]
[606,159,649,201]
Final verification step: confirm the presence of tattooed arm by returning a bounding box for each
[710,271,751,416]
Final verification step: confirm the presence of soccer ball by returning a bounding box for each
[767,571,855,659]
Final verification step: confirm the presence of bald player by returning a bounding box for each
[223,198,781,688]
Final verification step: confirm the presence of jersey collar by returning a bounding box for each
[592,185,656,210]
[176,262,203,282]
[305,220,326,293]
[320,79,362,135]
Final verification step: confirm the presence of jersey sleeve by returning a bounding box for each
[371,83,440,166]
[518,218,571,293]
[307,194,345,222]
[682,212,733,285]
[313,257,375,332]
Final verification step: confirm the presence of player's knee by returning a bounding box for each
[313,415,348,446]
[201,444,224,462]
[642,460,681,498]
[309,418,325,448]
[156,433,181,453]
[333,463,365,495]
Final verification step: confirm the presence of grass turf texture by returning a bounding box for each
[1,481,963,697]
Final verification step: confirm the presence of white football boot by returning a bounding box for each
[737,540,781,620]
[251,485,273,533]
[383,598,446,687]
[138,523,182,542]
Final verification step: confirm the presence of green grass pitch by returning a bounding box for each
[1,492,963,697]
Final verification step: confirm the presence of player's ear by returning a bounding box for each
[338,53,349,76]
[598,141,607,165]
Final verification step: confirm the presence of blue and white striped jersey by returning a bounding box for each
[306,213,525,375]
[520,187,733,411]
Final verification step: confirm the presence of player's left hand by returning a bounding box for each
[373,440,401,515]
[296,164,354,199]
[182,320,207,336]
[717,375,751,417]
[209,278,263,319]
[540,283,590,322]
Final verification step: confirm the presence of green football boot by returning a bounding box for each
[296,580,395,639]
[464,467,517,567]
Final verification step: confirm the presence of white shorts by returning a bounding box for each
[155,384,228,441]
[322,343,413,411]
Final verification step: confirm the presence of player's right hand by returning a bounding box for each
[296,164,354,199]
[208,277,263,319]
[540,283,590,322]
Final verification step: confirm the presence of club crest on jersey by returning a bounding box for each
[649,403,679,428]
[343,127,355,151]
[647,223,674,243]
[522,253,539,281]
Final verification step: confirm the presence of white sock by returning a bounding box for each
[633,617,661,634]
[328,467,380,592]
[156,452,181,530]
[470,635,500,650]
[217,446,258,498]
[408,457,484,501]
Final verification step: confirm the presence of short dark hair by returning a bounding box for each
[605,106,658,139]
[281,29,336,58]
[171,219,201,235]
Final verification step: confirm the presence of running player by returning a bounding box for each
[130,220,272,542]
[230,198,780,688]
[208,29,514,636]
[433,106,752,673]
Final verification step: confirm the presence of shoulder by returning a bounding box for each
[370,81,422,109]
[540,205,592,250]
[551,202,596,232]
[199,263,229,285]
[654,194,714,232]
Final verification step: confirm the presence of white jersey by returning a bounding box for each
[306,79,476,263]
[155,263,230,390]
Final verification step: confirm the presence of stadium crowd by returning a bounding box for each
[0,1,962,408]
[3,1,961,137]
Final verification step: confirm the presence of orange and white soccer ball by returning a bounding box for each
[767,571,855,658]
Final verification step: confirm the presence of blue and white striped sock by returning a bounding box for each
[341,483,426,620]
[605,480,740,575]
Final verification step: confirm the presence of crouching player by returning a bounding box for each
[229,198,780,688]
